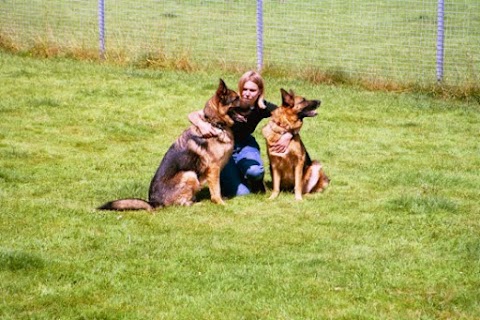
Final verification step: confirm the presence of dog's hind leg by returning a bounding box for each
[303,161,329,194]
[311,166,330,193]
[163,171,201,206]
[303,162,320,194]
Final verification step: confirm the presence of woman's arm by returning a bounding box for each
[263,99,293,153]
[188,110,222,138]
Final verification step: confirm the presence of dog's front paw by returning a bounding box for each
[211,197,225,205]
[268,192,279,200]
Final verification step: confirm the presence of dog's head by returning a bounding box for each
[204,79,240,128]
[280,88,321,120]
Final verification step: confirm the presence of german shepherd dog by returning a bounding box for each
[98,79,240,211]
[262,89,330,200]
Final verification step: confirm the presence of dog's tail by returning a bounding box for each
[97,198,155,211]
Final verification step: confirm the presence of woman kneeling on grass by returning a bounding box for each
[188,70,292,197]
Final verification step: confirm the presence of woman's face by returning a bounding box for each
[242,81,260,104]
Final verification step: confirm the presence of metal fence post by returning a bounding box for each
[98,0,106,60]
[436,0,445,82]
[256,0,263,71]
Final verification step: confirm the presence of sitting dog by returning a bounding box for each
[98,79,240,211]
[262,89,329,200]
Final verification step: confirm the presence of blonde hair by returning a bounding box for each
[238,70,266,109]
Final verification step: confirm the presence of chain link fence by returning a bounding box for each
[1,0,478,86]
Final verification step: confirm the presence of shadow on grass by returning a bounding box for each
[0,250,45,271]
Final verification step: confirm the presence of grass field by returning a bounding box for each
[1,51,479,319]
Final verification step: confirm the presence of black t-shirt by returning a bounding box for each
[231,100,277,143]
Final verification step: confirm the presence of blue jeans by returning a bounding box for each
[220,135,265,197]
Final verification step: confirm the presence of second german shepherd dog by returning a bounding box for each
[98,79,240,211]
[262,89,330,200]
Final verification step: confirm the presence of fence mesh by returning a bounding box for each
[1,0,478,86]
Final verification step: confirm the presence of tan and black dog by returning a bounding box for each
[98,79,240,211]
[262,89,329,200]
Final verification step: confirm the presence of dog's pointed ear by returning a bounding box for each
[281,88,294,107]
[217,79,228,97]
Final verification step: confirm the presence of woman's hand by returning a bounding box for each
[270,132,293,154]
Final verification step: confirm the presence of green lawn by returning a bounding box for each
[0,52,479,319]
